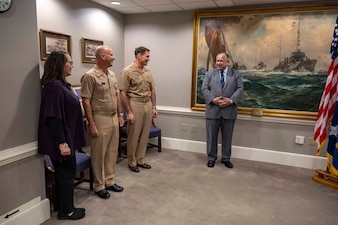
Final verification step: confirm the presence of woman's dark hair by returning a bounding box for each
[41,51,69,85]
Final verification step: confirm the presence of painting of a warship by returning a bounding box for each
[194,11,333,112]
[252,60,267,71]
[273,16,317,73]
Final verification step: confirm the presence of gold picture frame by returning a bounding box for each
[191,3,338,120]
[39,29,71,60]
[81,38,103,63]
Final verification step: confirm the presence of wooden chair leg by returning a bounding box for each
[52,185,58,211]
[46,183,58,212]
[89,168,94,190]
[158,135,162,152]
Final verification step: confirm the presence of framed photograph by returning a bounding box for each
[191,3,338,119]
[39,29,71,60]
[81,38,103,63]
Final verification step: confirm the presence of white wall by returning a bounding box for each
[0,0,40,150]
[37,0,125,84]
[0,0,126,219]
[124,11,326,160]
[0,0,45,216]
[125,11,195,108]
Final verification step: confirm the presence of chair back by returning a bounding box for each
[44,155,55,172]
[118,106,162,152]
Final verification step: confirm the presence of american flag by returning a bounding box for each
[313,16,338,156]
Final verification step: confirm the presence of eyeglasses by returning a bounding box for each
[67,61,73,65]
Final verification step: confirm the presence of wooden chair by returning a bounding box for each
[147,119,162,152]
[119,115,162,156]
[74,148,94,189]
[44,155,58,211]
[44,149,93,211]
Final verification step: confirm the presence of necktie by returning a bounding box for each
[220,70,225,89]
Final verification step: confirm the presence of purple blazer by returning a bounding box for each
[38,80,86,161]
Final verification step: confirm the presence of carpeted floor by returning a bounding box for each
[42,148,338,225]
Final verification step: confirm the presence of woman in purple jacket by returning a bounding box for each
[38,51,86,220]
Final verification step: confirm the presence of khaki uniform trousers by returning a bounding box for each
[90,114,119,192]
[127,100,152,167]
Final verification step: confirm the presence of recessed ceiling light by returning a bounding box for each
[110,1,121,5]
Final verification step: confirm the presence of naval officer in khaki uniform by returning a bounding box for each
[81,45,124,199]
[119,46,158,173]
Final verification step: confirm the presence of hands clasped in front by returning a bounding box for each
[213,96,232,108]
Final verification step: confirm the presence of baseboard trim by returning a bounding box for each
[0,197,50,225]
[159,137,326,170]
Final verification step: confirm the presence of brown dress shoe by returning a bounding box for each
[137,163,151,169]
[129,165,140,172]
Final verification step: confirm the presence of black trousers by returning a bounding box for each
[52,156,76,214]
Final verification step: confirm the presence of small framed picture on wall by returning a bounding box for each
[39,29,71,60]
[81,37,103,63]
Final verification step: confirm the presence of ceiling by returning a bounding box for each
[89,0,322,14]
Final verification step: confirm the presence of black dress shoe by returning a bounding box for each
[95,189,110,199]
[106,184,124,192]
[74,207,85,212]
[207,160,215,168]
[57,208,85,220]
[223,161,233,168]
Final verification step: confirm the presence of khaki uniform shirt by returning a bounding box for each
[118,63,155,98]
[81,65,118,115]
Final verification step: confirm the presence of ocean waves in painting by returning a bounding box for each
[197,70,327,112]
[240,70,326,112]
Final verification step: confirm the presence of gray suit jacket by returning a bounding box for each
[201,67,244,119]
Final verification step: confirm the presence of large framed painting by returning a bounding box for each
[39,29,71,60]
[191,3,338,119]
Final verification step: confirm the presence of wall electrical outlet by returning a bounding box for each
[180,123,188,131]
[295,135,305,145]
[190,125,197,132]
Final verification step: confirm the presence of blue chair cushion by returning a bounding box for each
[121,126,160,138]
[149,126,161,138]
[75,152,91,172]
[120,126,128,138]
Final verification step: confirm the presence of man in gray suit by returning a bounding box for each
[201,52,244,168]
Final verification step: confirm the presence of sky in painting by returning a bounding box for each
[198,11,337,72]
